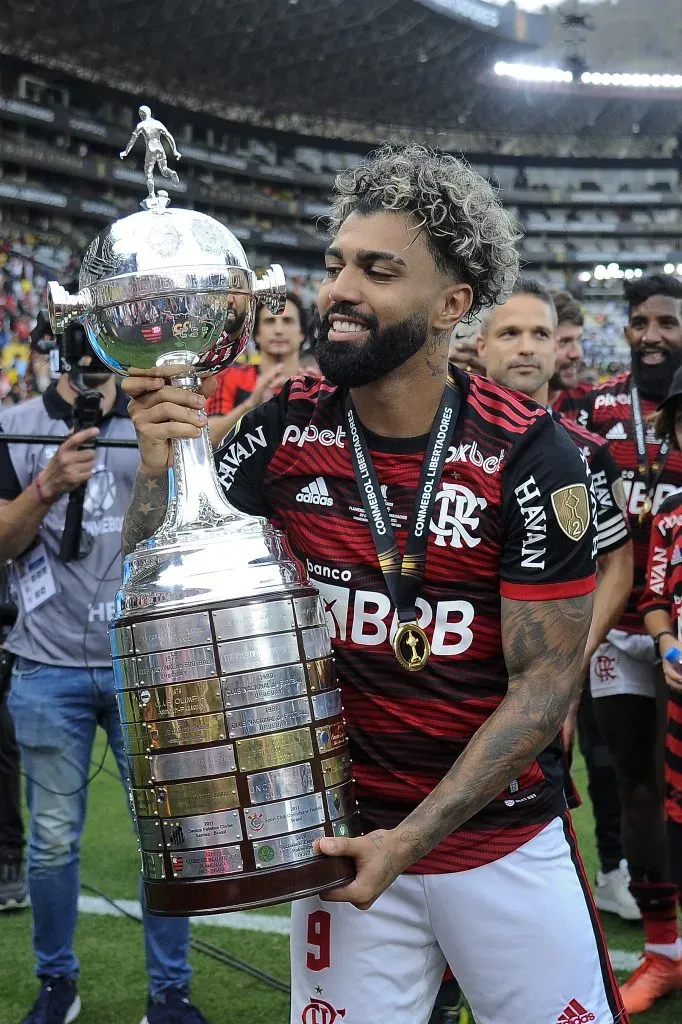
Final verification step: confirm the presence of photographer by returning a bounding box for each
[0,330,206,1024]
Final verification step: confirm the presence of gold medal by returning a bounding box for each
[393,622,431,672]
[639,495,653,524]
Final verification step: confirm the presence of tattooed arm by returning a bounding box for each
[122,470,169,558]
[317,591,592,909]
[392,593,592,861]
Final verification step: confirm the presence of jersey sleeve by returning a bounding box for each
[638,500,681,619]
[213,381,291,517]
[500,415,597,601]
[589,443,630,556]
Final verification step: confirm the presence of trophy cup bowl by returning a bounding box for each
[47,121,357,916]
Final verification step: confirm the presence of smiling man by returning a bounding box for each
[121,145,624,1024]
[577,275,682,1014]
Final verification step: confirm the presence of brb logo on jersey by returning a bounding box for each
[429,482,487,549]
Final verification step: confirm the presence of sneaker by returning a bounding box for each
[21,977,80,1024]
[594,860,641,921]
[620,951,682,1014]
[0,859,29,910]
[141,989,208,1024]
[429,979,469,1024]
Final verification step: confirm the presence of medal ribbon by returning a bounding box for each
[345,375,461,626]
[630,381,669,511]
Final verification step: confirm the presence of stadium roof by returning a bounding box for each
[0,0,546,132]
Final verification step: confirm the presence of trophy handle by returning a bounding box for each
[151,374,252,543]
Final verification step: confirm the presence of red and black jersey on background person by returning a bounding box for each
[552,381,594,420]
[552,409,630,559]
[214,365,597,874]
[205,364,261,416]
[639,493,682,831]
[577,371,682,634]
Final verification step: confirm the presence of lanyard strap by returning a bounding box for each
[345,377,460,624]
[631,381,669,499]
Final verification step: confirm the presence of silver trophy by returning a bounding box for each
[48,109,357,916]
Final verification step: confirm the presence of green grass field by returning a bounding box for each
[1,736,681,1024]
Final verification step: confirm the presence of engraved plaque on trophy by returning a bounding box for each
[47,106,358,916]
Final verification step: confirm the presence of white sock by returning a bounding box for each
[645,938,682,961]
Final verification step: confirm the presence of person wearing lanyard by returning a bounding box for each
[476,279,636,908]
[577,274,682,1014]
[0,352,207,1024]
[639,367,682,901]
[121,144,624,1024]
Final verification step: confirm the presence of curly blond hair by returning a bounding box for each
[329,144,520,319]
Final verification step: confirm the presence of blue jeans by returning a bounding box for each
[8,657,192,996]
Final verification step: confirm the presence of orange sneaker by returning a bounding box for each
[620,951,682,1014]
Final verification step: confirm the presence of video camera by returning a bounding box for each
[31,309,106,562]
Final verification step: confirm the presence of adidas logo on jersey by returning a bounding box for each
[606,423,628,441]
[556,999,595,1024]
[296,477,333,507]
[672,546,682,567]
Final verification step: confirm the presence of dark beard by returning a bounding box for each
[632,348,682,400]
[312,305,430,388]
[548,372,564,393]
[81,372,112,389]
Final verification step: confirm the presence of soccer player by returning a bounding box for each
[205,292,308,445]
[640,366,682,904]
[122,144,625,1024]
[577,274,682,1013]
[477,280,637,923]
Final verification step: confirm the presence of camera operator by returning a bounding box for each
[0,563,26,911]
[0,327,207,1024]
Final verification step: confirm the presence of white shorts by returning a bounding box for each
[590,629,657,699]
[290,816,625,1024]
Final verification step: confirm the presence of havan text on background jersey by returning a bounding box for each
[216,368,596,872]
[578,371,682,633]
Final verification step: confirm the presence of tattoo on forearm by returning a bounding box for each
[122,472,169,557]
[395,593,593,865]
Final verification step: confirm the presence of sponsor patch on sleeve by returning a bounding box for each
[550,483,590,542]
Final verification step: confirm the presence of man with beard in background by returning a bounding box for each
[577,275,682,1014]
[549,290,593,416]
[122,144,625,1024]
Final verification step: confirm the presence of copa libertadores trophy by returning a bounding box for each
[47,106,357,916]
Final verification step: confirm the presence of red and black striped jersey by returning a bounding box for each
[552,382,594,420]
[206,364,259,416]
[577,371,682,633]
[554,410,630,557]
[639,492,682,824]
[215,367,596,872]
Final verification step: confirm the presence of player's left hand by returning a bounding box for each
[314,830,402,911]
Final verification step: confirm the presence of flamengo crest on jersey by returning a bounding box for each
[215,370,596,873]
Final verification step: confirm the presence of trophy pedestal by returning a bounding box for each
[144,854,355,917]
[112,520,359,915]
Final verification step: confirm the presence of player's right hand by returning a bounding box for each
[39,428,100,500]
[123,368,217,474]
